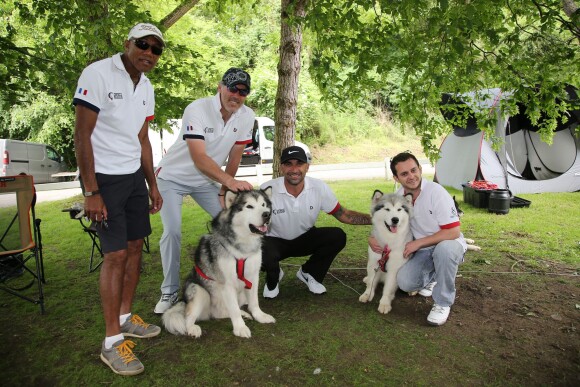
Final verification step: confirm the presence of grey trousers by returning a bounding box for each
[396,240,465,307]
[158,178,222,294]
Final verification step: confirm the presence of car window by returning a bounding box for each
[264,126,275,141]
[46,146,60,162]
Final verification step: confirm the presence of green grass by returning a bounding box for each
[1,178,578,385]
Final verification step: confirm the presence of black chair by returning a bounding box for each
[62,205,103,273]
[0,175,45,314]
[63,205,150,273]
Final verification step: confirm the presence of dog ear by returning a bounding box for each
[224,190,237,209]
[403,193,413,205]
[372,189,383,202]
[262,186,272,199]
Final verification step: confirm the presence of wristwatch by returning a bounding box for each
[83,190,100,197]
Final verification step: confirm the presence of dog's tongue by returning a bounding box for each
[256,225,268,233]
[389,225,398,233]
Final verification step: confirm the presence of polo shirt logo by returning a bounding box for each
[233,127,238,132]
[273,209,285,215]
[107,92,123,100]
[204,127,214,134]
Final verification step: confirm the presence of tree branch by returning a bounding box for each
[160,0,201,29]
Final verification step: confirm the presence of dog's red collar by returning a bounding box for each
[195,260,252,289]
[377,245,391,272]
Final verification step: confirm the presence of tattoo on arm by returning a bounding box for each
[333,206,372,225]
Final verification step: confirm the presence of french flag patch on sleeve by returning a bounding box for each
[77,88,88,96]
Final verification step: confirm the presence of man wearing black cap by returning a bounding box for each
[154,67,255,314]
[259,146,372,298]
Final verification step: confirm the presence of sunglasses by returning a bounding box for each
[132,39,163,56]
[226,85,250,97]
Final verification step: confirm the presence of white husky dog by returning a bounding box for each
[163,188,275,338]
[359,190,413,314]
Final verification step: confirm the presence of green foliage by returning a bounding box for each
[306,0,580,158]
[2,0,578,166]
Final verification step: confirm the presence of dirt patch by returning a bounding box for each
[333,266,579,385]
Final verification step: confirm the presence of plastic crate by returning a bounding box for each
[510,196,531,208]
[462,183,491,209]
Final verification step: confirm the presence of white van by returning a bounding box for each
[241,117,312,165]
[0,139,67,183]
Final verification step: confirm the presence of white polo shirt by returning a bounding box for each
[261,176,340,240]
[156,93,254,187]
[73,53,154,175]
[397,179,467,251]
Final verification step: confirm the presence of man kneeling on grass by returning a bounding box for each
[370,152,467,326]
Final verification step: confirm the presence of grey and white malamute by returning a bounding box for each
[163,188,275,338]
[359,191,413,314]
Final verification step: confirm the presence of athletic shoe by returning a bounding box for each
[154,291,179,314]
[100,339,144,376]
[121,314,161,338]
[418,281,437,297]
[427,304,451,326]
[296,267,326,294]
[263,269,284,299]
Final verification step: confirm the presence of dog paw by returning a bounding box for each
[233,325,252,338]
[359,293,371,303]
[378,303,392,314]
[408,291,418,296]
[186,324,202,338]
[465,238,475,244]
[469,245,482,251]
[254,312,276,324]
[240,310,253,320]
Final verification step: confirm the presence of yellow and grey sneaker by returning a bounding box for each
[121,314,161,338]
[100,339,144,376]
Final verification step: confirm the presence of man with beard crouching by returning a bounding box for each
[260,146,372,298]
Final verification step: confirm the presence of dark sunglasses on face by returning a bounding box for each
[133,39,163,56]
[227,85,250,97]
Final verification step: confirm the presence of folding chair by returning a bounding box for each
[0,175,45,314]
[62,205,150,273]
[62,205,103,273]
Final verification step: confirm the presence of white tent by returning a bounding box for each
[435,88,580,195]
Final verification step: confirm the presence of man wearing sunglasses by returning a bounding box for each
[154,67,255,315]
[73,22,164,376]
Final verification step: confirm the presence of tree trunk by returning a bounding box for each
[273,0,308,177]
[561,0,580,42]
[160,0,201,29]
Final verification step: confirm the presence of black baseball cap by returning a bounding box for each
[222,68,251,91]
[280,146,308,163]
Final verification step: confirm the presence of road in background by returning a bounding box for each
[0,160,434,207]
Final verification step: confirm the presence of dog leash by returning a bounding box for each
[376,245,391,272]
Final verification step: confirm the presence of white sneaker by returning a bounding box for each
[154,291,179,314]
[427,304,450,326]
[296,268,326,294]
[418,281,437,297]
[263,269,284,299]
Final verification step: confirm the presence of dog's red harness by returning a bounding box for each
[195,259,253,289]
[377,245,391,272]
[236,259,252,289]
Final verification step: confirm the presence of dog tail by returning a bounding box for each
[162,301,188,335]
